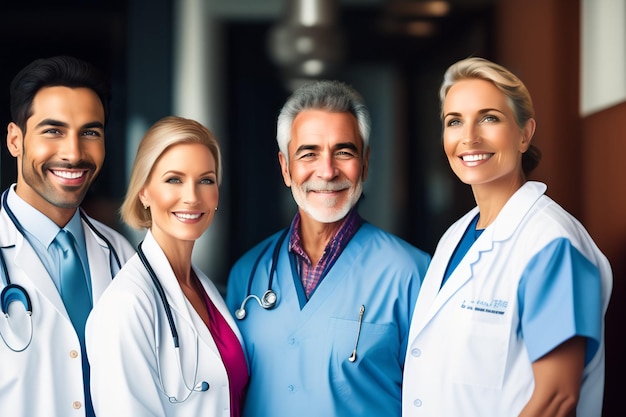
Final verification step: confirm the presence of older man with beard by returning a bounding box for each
[226,80,430,417]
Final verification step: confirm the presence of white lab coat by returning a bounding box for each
[402,181,612,417]
[86,230,243,417]
[0,206,135,417]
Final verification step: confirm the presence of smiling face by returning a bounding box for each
[279,110,369,225]
[442,78,534,191]
[139,143,218,246]
[6,86,105,226]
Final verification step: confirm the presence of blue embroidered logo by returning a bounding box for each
[460,299,508,315]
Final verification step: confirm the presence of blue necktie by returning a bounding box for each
[56,229,95,417]
[56,230,91,340]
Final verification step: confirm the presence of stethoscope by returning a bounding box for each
[234,228,289,320]
[136,241,210,403]
[0,188,122,352]
[234,226,366,363]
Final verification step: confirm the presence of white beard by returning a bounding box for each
[290,178,363,223]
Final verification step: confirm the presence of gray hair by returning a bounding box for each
[276,80,371,160]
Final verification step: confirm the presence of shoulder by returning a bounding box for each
[520,195,600,254]
[231,229,287,270]
[81,214,135,255]
[82,215,124,238]
[356,223,431,268]
[95,255,155,312]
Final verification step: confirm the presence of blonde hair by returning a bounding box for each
[120,116,222,229]
[439,57,541,174]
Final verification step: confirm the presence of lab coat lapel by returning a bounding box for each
[141,232,194,325]
[440,182,546,300]
[141,231,221,357]
[83,221,114,300]
[409,182,547,338]
[10,226,69,319]
[199,276,245,345]
[407,209,479,337]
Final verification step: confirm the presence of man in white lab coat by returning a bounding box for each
[0,56,134,417]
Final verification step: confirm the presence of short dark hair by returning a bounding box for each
[9,55,111,133]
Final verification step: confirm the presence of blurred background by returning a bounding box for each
[1,0,624,414]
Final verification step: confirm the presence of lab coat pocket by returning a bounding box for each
[450,320,508,389]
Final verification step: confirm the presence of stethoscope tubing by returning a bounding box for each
[245,228,289,297]
[137,241,179,347]
[136,240,209,402]
[0,187,121,351]
[236,228,289,319]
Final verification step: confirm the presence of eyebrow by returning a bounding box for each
[294,142,359,155]
[443,108,504,119]
[160,169,216,178]
[35,119,105,130]
[334,142,359,152]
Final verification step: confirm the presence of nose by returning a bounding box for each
[58,132,82,162]
[316,152,338,180]
[462,123,481,145]
[183,182,200,205]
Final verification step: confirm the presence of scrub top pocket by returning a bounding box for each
[328,316,398,400]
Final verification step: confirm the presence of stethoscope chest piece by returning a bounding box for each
[235,289,277,320]
[0,284,34,352]
[1,284,32,316]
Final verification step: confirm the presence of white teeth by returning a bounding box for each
[175,213,201,220]
[462,154,491,162]
[52,170,84,179]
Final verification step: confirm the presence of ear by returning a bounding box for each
[138,187,149,209]
[6,122,23,158]
[519,118,536,153]
[361,146,370,182]
[278,151,292,187]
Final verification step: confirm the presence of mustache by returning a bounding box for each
[302,179,353,192]
[43,161,96,171]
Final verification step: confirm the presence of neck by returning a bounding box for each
[298,212,343,265]
[150,230,195,285]
[472,178,525,229]
[14,184,77,227]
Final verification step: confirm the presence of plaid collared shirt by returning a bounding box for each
[288,208,363,298]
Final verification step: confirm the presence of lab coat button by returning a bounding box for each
[288,337,295,345]
[411,348,421,357]
[413,398,422,407]
[72,401,82,409]
[69,350,79,358]
[287,384,295,392]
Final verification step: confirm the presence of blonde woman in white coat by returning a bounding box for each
[402,58,612,417]
[86,116,248,417]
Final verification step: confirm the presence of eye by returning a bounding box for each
[335,150,357,159]
[445,118,461,127]
[43,128,62,135]
[200,177,216,185]
[82,130,102,137]
[165,177,182,184]
[482,115,499,123]
[298,152,316,160]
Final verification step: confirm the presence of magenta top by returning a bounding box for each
[203,292,249,417]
